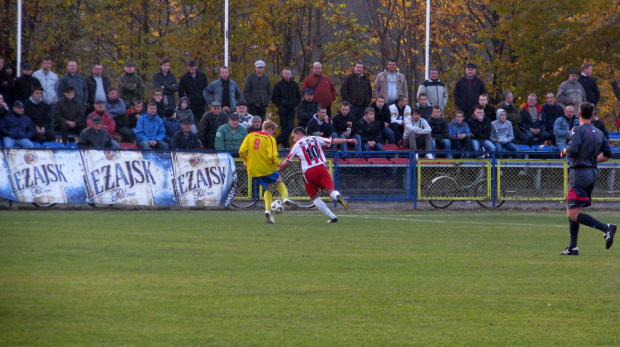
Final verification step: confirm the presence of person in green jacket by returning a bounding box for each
[214,113,248,151]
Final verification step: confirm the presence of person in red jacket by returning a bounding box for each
[302,62,336,116]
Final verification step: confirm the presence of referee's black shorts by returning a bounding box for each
[567,167,597,209]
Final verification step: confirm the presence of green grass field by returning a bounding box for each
[1,209,619,346]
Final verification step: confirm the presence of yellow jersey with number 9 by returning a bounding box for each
[238,131,280,178]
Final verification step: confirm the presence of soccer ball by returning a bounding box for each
[271,200,284,214]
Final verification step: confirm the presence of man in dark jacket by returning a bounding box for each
[428,105,452,158]
[467,105,496,153]
[340,62,372,121]
[331,102,358,152]
[171,119,202,150]
[0,100,35,148]
[152,58,178,108]
[578,62,600,105]
[244,60,272,121]
[14,63,42,104]
[198,102,228,149]
[296,88,318,129]
[25,87,55,143]
[178,60,208,122]
[54,86,86,144]
[370,97,395,144]
[272,68,301,147]
[85,63,111,113]
[353,107,384,151]
[540,92,563,145]
[453,63,487,116]
[519,93,550,146]
[77,115,114,149]
[306,105,336,143]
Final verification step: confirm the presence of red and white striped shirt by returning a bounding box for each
[286,136,332,172]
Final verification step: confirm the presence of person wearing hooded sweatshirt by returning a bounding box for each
[174,97,196,133]
[448,110,472,158]
[554,105,579,151]
[491,108,520,156]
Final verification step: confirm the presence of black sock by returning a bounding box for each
[569,218,579,249]
[577,213,608,232]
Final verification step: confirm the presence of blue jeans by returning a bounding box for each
[337,134,362,152]
[471,139,496,152]
[494,141,521,158]
[382,127,396,144]
[3,137,34,148]
[432,139,453,158]
[362,142,385,151]
[138,140,169,149]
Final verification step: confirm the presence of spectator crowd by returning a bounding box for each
[0,56,614,157]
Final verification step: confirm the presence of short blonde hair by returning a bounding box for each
[262,120,278,131]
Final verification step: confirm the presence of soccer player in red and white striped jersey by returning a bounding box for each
[279,127,356,223]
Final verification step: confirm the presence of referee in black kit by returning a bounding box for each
[559,102,616,256]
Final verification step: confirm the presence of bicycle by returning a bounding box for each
[425,161,505,209]
[230,163,316,209]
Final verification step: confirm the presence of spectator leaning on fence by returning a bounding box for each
[417,67,448,112]
[403,107,433,158]
[428,105,452,158]
[448,110,472,158]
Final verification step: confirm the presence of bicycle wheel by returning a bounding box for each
[427,176,457,209]
[230,177,258,209]
[474,181,505,208]
[32,202,56,208]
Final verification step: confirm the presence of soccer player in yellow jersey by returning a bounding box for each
[239,120,298,224]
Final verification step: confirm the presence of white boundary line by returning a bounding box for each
[338,213,567,228]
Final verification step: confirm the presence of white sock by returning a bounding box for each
[313,197,336,219]
[329,190,340,200]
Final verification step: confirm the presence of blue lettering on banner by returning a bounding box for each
[11,164,67,192]
[174,166,227,196]
[89,160,156,195]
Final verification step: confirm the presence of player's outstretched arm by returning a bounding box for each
[331,137,357,145]
[278,160,292,172]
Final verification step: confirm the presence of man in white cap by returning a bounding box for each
[244,59,272,121]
